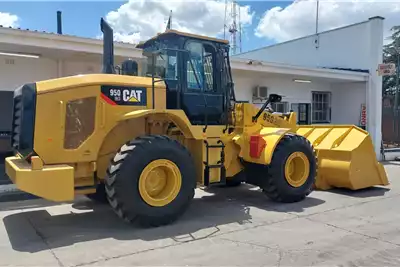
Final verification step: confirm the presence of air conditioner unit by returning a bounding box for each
[252,86,268,103]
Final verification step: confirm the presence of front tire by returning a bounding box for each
[105,135,196,227]
[245,134,317,203]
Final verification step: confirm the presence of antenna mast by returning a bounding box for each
[224,0,242,55]
[315,0,320,48]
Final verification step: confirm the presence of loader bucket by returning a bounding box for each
[296,125,389,190]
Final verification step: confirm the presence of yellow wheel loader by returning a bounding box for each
[5,18,389,227]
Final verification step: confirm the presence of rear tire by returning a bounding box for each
[245,134,317,203]
[105,135,196,227]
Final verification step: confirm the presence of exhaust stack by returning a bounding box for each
[100,18,115,74]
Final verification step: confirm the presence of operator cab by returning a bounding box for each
[136,30,234,126]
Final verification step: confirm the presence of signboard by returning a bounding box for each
[378,63,396,76]
[360,103,367,127]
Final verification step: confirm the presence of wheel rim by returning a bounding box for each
[284,152,310,187]
[138,159,182,207]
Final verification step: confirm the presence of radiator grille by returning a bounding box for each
[12,94,22,149]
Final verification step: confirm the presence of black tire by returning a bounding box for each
[246,134,317,203]
[105,135,196,227]
[223,170,246,187]
[85,182,108,203]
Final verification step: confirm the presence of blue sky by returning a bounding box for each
[0,1,292,53]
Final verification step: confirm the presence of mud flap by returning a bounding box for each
[296,125,389,190]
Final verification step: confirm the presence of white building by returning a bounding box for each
[0,16,384,159]
[234,16,384,159]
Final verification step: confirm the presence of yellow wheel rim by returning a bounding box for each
[284,152,310,188]
[138,159,182,207]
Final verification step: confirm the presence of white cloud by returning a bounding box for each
[104,0,254,44]
[0,12,19,27]
[255,0,400,44]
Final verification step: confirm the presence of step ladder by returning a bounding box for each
[203,140,226,186]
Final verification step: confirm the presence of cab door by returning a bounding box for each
[180,40,224,125]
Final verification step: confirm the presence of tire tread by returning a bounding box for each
[105,135,196,227]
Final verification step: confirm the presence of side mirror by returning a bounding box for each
[268,94,282,103]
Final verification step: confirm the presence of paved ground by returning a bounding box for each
[0,162,400,266]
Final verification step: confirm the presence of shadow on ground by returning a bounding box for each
[3,184,326,253]
[322,186,390,198]
[381,160,400,166]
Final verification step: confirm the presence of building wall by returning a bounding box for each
[63,60,102,76]
[62,56,143,76]
[234,18,377,70]
[0,55,58,91]
[331,82,366,125]
[233,70,329,101]
[232,70,365,126]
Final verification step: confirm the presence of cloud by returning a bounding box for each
[255,0,400,44]
[0,12,19,27]
[104,0,254,44]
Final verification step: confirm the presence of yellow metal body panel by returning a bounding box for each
[34,74,166,165]
[235,127,290,165]
[232,103,294,165]
[5,156,74,201]
[36,74,166,94]
[30,156,43,170]
[121,109,227,139]
[297,125,389,190]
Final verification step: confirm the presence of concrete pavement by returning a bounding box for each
[0,162,400,266]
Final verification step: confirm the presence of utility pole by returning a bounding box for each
[314,0,320,48]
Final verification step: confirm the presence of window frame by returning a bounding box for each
[183,39,217,93]
[311,91,332,123]
[271,101,289,113]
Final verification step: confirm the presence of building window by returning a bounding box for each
[271,102,288,113]
[312,91,331,123]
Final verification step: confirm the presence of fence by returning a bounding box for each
[382,96,400,147]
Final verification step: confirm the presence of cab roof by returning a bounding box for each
[136,29,229,48]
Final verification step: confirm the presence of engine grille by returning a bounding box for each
[10,83,37,157]
[12,94,22,149]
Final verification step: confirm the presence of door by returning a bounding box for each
[291,103,311,125]
[181,41,224,125]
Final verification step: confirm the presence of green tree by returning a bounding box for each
[383,26,400,96]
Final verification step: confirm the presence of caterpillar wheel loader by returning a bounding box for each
[5,18,389,227]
